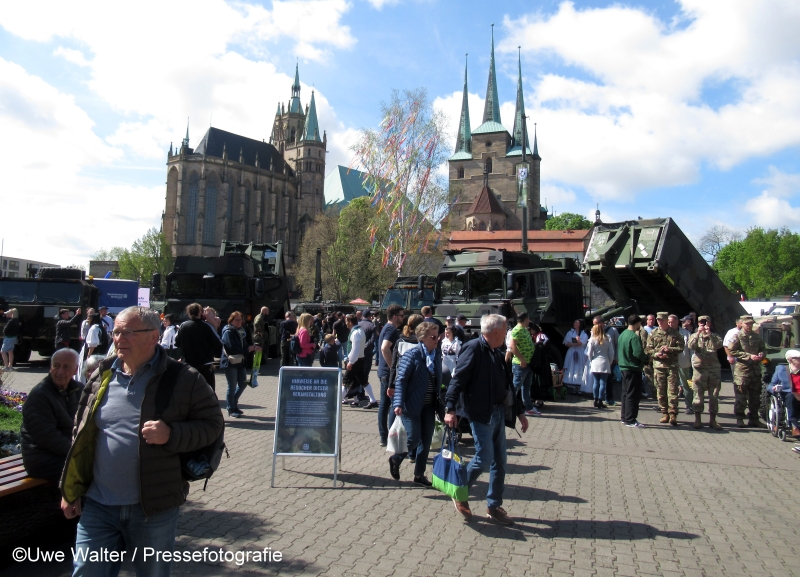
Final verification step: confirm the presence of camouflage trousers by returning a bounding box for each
[654,366,680,415]
[733,372,762,418]
[691,368,721,415]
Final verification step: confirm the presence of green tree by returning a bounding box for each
[714,227,800,298]
[545,212,593,230]
[93,228,173,286]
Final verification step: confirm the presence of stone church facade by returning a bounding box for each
[162,65,325,265]
[448,32,546,232]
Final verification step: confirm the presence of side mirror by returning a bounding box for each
[417,274,426,291]
[151,273,162,296]
[254,278,265,298]
[506,272,514,293]
[507,290,516,299]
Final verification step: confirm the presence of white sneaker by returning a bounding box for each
[626,421,647,428]
[524,408,541,417]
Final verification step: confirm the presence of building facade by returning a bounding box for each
[162,65,326,264]
[448,31,546,232]
[1,256,59,278]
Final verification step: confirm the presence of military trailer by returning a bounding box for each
[0,268,97,360]
[581,218,747,332]
[429,249,584,344]
[161,241,289,357]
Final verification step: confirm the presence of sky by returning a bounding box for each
[1,0,799,267]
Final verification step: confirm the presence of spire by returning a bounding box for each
[482,25,501,125]
[454,54,472,155]
[302,91,322,142]
[511,48,529,150]
[182,118,189,148]
[289,61,302,113]
[532,123,540,160]
[275,103,281,116]
[168,142,173,156]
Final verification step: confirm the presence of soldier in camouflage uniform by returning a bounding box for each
[253,306,270,349]
[687,315,723,430]
[646,312,685,426]
[728,315,767,428]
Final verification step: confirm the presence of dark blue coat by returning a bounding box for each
[393,343,442,417]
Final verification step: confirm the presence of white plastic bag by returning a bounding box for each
[430,417,444,450]
[386,416,407,454]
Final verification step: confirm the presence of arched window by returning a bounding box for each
[243,187,251,241]
[485,158,492,174]
[457,166,464,179]
[227,183,236,240]
[185,173,199,244]
[290,127,296,143]
[203,179,217,245]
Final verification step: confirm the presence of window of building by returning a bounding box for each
[485,158,492,173]
[243,188,251,241]
[227,183,236,240]
[457,167,464,179]
[203,181,217,245]
[185,173,199,244]
[290,128,296,142]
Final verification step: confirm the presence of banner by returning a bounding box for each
[516,161,530,208]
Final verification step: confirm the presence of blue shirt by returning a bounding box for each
[377,323,399,380]
[87,347,161,506]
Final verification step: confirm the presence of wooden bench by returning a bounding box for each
[0,454,49,497]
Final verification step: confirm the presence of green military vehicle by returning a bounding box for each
[292,248,357,317]
[422,249,584,343]
[581,218,747,331]
[0,268,97,361]
[378,276,436,323]
[160,241,289,357]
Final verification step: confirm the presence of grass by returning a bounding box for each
[0,405,22,433]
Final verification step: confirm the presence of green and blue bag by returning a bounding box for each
[431,427,468,501]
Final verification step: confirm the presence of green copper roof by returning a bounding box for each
[506,145,532,157]
[473,121,508,135]
[303,91,322,142]
[511,51,529,149]
[453,54,472,157]
[482,26,501,125]
[532,127,541,159]
[449,150,473,161]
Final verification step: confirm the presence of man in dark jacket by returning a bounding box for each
[60,306,223,576]
[54,308,82,350]
[20,348,83,481]
[358,310,379,408]
[175,302,223,391]
[445,314,528,525]
[278,311,298,367]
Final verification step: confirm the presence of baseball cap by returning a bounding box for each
[457,314,467,321]
[362,309,372,318]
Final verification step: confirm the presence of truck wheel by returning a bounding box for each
[14,344,31,363]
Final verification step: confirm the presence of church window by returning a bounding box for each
[243,188,251,241]
[457,167,464,179]
[185,173,199,244]
[290,128,296,142]
[485,141,492,147]
[203,180,217,245]
[227,184,235,240]
[485,158,492,173]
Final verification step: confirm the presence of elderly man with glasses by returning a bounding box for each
[59,306,223,577]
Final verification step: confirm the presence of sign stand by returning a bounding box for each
[270,366,342,488]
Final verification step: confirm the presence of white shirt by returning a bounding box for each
[724,327,740,363]
[441,337,461,374]
[101,314,114,334]
[679,327,693,368]
[160,325,177,349]
[348,326,365,363]
[85,325,102,348]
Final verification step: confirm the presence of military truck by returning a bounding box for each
[0,268,97,361]
[160,241,289,357]
[379,275,436,323]
[427,249,584,344]
[292,248,357,317]
[581,218,747,332]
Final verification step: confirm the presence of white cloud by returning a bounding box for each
[53,46,90,67]
[492,0,800,200]
[746,167,800,228]
[365,0,400,9]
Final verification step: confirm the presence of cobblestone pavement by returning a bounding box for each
[2,356,800,576]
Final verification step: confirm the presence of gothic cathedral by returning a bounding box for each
[448,30,545,232]
[162,65,326,265]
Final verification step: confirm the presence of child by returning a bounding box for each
[319,333,341,368]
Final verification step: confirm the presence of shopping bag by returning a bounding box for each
[431,428,468,501]
[249,351,262,388]
[386,416,407,454]
[430,417,444,450]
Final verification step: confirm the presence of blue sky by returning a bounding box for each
[1,0,799,266]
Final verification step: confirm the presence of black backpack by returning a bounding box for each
[289,334,302,355]
[154,359,228,490]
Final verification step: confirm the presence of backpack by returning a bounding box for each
[289,334,302,356]
[154,359,228,490]
[95,326,110,355]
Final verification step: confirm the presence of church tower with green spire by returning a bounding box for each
[447,28,544,232]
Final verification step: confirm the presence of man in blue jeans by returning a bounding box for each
[60,306,223,577]
[377,305,405,446]
[508,313,539,417]
[445,314,529,525]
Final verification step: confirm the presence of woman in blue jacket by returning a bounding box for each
[390,321,442,486]
[220,311,254,418]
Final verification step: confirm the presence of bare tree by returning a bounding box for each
[698,225,742,264]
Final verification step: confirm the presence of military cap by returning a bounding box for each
[656,312,669,320]
[740,315,754,323]
[698,315,711,323]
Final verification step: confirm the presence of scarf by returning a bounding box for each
[419,342,436,373]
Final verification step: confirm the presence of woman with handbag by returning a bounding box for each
[221,311,254,418]
[390,321,443,486]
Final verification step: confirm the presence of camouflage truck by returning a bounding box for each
[378,275,436,324]
[0,268,97,361]
[753,303,800,348]
[428,249,584,344]
[161,241,290,357]
[581,218,747,332]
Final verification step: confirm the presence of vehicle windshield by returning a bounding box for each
[413,288,435,308]
[437,273,466,299]
[167,274,205,298]
[382,289,407,308]
[469,269,504,300]
[0,281,37,302]
[37,282,83,304]
[210,275,246,298]
[766,305,796,316]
